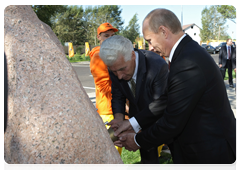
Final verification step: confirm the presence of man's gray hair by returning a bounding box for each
[99,35,133,66]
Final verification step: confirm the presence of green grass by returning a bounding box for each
[66,53,90,63]
[120,148,173,164]
[224,69,236,80]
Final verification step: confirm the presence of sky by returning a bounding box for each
[83,5,237,40]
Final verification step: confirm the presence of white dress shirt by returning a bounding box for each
[168,34,186,62]
[127,51,142,134]
[130,34,187,147]
[127,51,139,89]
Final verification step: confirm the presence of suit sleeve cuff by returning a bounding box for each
[134,134,141,147]
[129,117,142,133]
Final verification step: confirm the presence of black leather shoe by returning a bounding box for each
[229,84,234,88]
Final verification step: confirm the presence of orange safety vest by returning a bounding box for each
[89,46,113,115]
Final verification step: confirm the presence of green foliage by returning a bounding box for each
[66,54,89,63]
[52,5,86,45]
[32,5,67,27]
[73,54,82,61]
[200,6,228,42]
[32,5,140,46]
[224,69,236,80]
[121,148,173,164]
[145,41,149,50]
[120,13,140,43]
[217,5,236,23]
[121,148,141,164]
[83,5,124,45]
[76,46,83,54]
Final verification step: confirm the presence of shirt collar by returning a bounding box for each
[169,34,186,62]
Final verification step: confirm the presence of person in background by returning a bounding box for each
[232,47,237,99]
[89,22,122,155]
[100,35,168,163]
[219,39,235,88]
[114,8,236,164]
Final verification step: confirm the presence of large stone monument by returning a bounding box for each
[4,5,123,164]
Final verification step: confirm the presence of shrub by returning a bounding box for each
[74,54,82,61]
[76,46,83,54]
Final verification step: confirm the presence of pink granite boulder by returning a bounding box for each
[4,5,123,164]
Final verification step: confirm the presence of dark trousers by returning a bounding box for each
[223,60,233,85]
[140,147,159,164]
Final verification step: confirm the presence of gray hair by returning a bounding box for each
[99,35,134,66]
[144,8,182,34]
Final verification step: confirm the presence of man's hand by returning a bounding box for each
[113,120,133,137]
[234,68,236,72]
[107,113,124,131]
[113,128,135,147]
[108,119,123,131]
[119,133,140,152]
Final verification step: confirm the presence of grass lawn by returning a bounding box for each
[121,147,173,164]
[224,69,236,81]
[66,54,90,63]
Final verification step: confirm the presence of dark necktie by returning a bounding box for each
[168,61,171,69]
[130,78,136,97]
[228,46,231,60]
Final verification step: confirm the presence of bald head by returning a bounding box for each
[143,8,182,34]
[142,8,184,57]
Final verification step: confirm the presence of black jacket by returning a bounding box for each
[232,47,236,69]
[110,48,168,130]
[219,45,236,69]
[136,35,236,164]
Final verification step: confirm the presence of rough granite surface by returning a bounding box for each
[4,5,123,164]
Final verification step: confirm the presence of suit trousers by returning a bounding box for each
[140,147,159,164]
[223,59,233,84]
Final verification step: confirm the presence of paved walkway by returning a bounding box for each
[225,78,236,118]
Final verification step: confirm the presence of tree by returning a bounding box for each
[83,5,124,45]
[120,13,140,43]
[217,5,236,24]
[52,5,87,45]
[33,5,125,47]
[32,5,67,28]
[200,6,228,42]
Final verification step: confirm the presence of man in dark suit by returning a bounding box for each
[114,8,236,164]
[219,39,235,88]
[99,35,168,163]
[232,47,237,99]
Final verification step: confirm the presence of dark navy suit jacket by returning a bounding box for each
[219,45,236,69]
[136,35,236,164]
[109,48,168,130]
